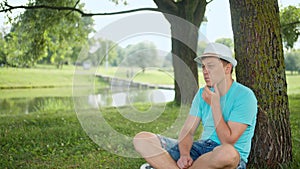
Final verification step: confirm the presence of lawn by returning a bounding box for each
[0,100,182,168]
[0,65,105,89]
[0,65,75,89]
[286,73,300,95]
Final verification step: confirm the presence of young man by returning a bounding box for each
[133,43,258,169]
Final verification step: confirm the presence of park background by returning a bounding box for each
[1,0,300,168]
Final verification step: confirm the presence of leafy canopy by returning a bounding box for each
[1,0,94,67]
[280,5,300,49]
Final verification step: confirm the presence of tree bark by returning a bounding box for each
[229,0,292,167]
[171,25,199,105]
[153,0,207,104]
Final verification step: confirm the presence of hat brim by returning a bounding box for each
[201,53,220,57]
[194,53,220,63]
[194,53,237,67]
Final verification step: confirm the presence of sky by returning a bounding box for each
[0,0,299,49]
[82,0,300,48]
[81,0,300,41]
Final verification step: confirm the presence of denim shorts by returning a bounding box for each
[157,135,247,169]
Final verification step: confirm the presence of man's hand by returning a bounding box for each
[177,155,193,169]
[202,84,221,106]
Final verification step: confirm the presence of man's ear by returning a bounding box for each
[225,64,233,74]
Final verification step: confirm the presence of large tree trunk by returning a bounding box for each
[153,0,207,104]
[229,0,292,167]
[171,25,199,105]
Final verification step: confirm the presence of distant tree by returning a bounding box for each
[196,41,206,57]
[280,5,300,49]
[162,52,173,68]
[124,41,159,72]
[3,30,27,67]
[215,38,233,49]
[285,50,300,74]
[111,45,126,67]
[0,32,6,65]
[83,38,119,67]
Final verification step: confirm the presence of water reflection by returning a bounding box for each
[88,89,174,108]
[0,88,174,114]
[0,97,73,115]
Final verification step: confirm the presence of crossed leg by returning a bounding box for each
[189,144,240,169]
[133,131,180,169]
[133,131,240,169]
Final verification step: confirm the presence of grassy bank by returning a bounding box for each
[289,95,300,168]
[0,65,76,89]
[0,100,181,168]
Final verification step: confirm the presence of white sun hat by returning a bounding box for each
[194,43,237,67]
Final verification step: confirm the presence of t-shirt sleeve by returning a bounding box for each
[189,89,203,117]
[228,90,257,126]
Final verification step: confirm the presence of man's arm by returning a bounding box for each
[202,85,247,145]
[211,105,247,144]
[177,115,200,168]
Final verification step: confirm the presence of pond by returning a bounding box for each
[0,87,175,115]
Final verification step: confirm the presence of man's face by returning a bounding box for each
[200,57,226,87]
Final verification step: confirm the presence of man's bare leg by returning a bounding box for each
[190,144,240,169]
[133,131,179,169]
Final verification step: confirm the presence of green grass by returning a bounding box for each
[0,65,75,88]
[0,88,73,99]
[0,109,143,168]
[289,95,300,167]
[286,74,300,95]
[0,65,105,89]
[0,101,184,168]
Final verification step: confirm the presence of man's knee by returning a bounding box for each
[133,132,159,153]
[213,144,240,168]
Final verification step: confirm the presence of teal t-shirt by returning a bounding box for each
[189,81,257,163]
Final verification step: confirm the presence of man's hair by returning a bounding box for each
[220,58,234,74]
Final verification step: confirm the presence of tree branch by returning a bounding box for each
[66,0,81,16]
[281,21,300,29]
[153,0,178,14]
[206,0,213,5]
[0,2,163,17]
[74,0,80,7]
